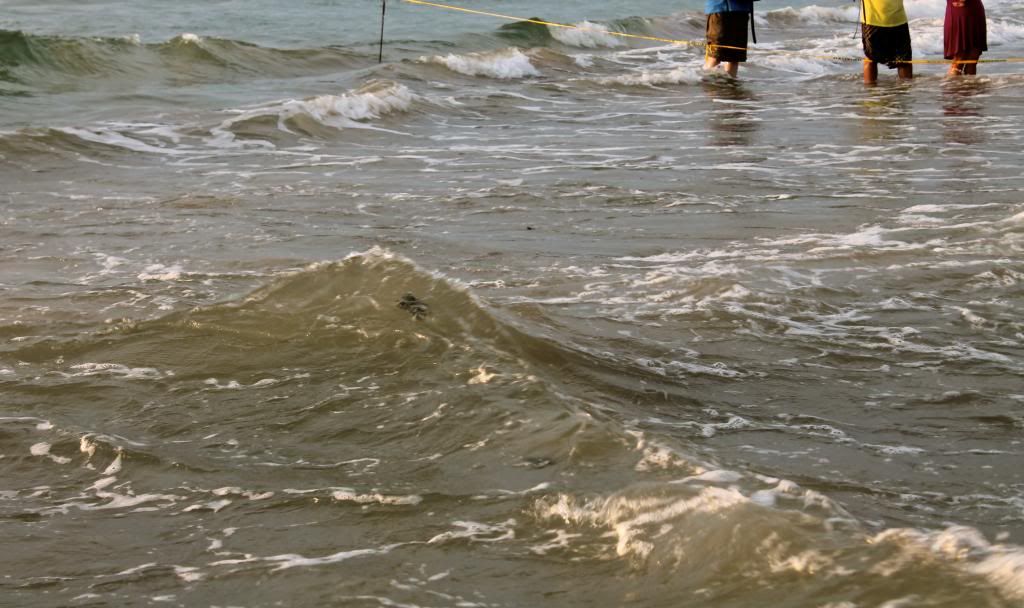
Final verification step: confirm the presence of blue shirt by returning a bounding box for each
[705,0,754,14]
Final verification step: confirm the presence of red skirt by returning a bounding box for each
[944,0,987,59]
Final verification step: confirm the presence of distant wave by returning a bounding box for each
[0,80,417,157]
[759,5,861,26]
[495,15,654,49]
[548,21,628,49]
[0,125,181,159]
[0,28,364,86]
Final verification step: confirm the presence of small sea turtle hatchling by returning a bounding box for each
[398,293,429,320]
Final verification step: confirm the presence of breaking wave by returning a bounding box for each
[422,47,541,79]
[212,80,416,143]
[5,248,1024,606]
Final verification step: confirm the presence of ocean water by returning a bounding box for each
[2,0,1024,606]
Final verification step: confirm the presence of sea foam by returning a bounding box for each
[211,80,414,147]
[549,21,626,48]
[424,48,540,79]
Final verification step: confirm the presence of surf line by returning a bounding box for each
[401,0,1024,65]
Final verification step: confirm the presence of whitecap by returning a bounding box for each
[425,48,540,79]
[598,66,703,87]
[549,21,626,48]
[332,489,422,506]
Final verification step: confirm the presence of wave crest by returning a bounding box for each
[549,21,627,48]
[0,28,363,87]
[213,80,415,144]
[423,48,540,79]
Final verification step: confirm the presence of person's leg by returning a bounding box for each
[964,50,980,75]
[895,24,913,80]
[948,60,964,76]
[705,15,720,71]
[723,61,739,77]
[863,59,878,85]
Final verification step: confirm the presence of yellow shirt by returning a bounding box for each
[861,0,908,27]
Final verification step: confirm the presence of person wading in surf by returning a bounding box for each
[945,0,987,75]
[860,0,913,83]
[704,0,758,77]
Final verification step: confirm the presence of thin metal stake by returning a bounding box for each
[378,0,387,63]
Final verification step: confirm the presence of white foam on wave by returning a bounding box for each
[530,529,583,555]
[904,0,951,20]
[137,264,184,281]
[757,51,847,77]
[211,81,414,147]
[634,437,703,472]
[171,566,203,583]
[211,486,274,501]
[172,33,202,44]
[761,4,861,25]
[573,53,595,67]
[102,451,123,475]
[904,203,1004,214]
[424,48,540,79]
[64,363,168,380]
[30,442,52,456]
[986,19,1024,47]
[872,526,1024,600]
[763,224,917,252]
[58,127,187,156]
[549,21,626,48]
[467,364,498,384]
[539,486,751,559]
[537,427,852,560]
[332,489,422,506]
[73,477,179,512]
[909,18,947,56]
[427,520,517,544]
[1004,209,1024,226]
[182,499,232,513]
[211,544,401,572]
[95,253,128,275]
[598,66,703,87]
[292,83,414,123]
[203,373,308,390]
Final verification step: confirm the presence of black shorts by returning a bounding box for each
[706,12,750,63]
[862,23,913,68]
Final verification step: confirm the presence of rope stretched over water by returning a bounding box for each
[402,0,1023,66]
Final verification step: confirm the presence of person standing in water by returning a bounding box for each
[945,0,987,75]
[860,0,913,84]
[704,0,757,77]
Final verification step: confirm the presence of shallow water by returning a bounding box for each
[2,0,1024,606]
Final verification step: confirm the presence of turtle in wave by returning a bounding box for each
[398,293,429,320]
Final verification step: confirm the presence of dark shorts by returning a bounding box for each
[862,23,913,68]
[706,12,750,63]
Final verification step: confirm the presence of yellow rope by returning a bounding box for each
[403,0,702,48]
[402,0,1019,66]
